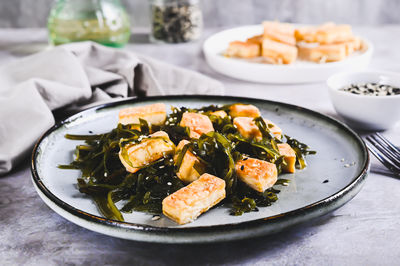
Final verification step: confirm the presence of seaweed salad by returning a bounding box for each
[59,103,315,224]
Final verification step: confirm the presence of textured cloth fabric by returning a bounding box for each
[0,41,224,175]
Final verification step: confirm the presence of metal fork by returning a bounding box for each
[365,132,400,178]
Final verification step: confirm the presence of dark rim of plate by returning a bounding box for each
[31,95,370,234]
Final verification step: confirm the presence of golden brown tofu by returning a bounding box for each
[263,21,296,46]
[226,41,260,58]
[262,38,298,64]
[297,42,347,63]
[119,131,175,173]
[246,34,263,46]
[265,119,283,140]
[263,21,296,36]
[180,112,214,139]
[162,173,226,225]
[277,143,296,173]
[295,23,354,44]
[118,103,166,127]
[233,117,282,141]
[340,37,362,56]
[229,104,260,118]
[174,140,204,183]
[210,110,228,118]
[235,157,278,192]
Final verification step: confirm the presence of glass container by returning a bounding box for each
[48,0,131,47]
[150,0,203,43]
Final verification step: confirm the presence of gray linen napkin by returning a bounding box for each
[0,41,224,175]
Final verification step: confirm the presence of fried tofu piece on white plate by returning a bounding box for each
[119,131,175,173]
[180,112,214,139]
[340,37,363,55]
[262,38,298,64]
[233,117,282,140]
[162,173,226,225]
[229,104,260,118]
[297,42,347,63]
[277,143,296,173]
[295,23,354,44]
[246,34,263,46]
[226,41,260,58]
[118,103,167,127]
[262,21,296,46]
[235,157,278,192]
[174,140,204,183]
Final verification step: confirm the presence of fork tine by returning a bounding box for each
[375,132,400,157]
[366,135,400,167]
[370,134,400,162]
[366,142,400,178]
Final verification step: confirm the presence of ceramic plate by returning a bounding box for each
[203,25,373,84]
[31,95,369,243]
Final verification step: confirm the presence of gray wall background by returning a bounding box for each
[1,0,400,28]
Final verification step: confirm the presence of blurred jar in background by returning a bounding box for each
[150,0,203,43]
[48,0,131,47]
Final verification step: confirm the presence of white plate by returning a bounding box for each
[203,25,374,84]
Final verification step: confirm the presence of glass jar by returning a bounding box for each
[48,0,131,47]
[150,0,203,43]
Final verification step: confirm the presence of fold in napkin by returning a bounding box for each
[0,41,224,175]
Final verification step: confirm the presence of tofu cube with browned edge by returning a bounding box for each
[210,110,228,118]
[235,157,278,192]
[180,112,214,139]
[174,140,204,183]
[119,131,175,173]
[277,143,296,173]
[233,117,282,140]
[263,21,296,46]
[226,41,260,58]
[295,23,354,44]
[262,38,298,64]
[229,104,261,118]
[118,103,166,127]
[297,43,347,63]
[162,173,226,225]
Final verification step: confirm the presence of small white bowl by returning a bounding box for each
[327,71,400,130]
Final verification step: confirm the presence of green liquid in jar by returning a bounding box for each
[48,0,131,47]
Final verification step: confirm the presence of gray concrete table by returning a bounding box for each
[1,27,399,265]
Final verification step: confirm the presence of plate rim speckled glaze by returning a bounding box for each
[31,95,370,243]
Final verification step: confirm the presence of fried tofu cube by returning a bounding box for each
[295,23,354,44]
[246,34,263,46]
[180,112,214,139]
[210,110,228,118]
[263,21,296,36]
[174,140,204,183]
[341,37,362,55]
[294,26,315,42]
[297,42,347,63]
[277,143,296,173]
[262,38,298,64]
[162,173,226,225]
[263,21,296,46]
[316,23,354,44]
[264,119,283,140]
[233,117,282,140]
[118,103,166,127]
[119,131,175,173]
[226,41,260,58]
[235,157,278,192]
[229,104,260,118]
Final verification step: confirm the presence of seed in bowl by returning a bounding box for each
[340,83,400,96]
